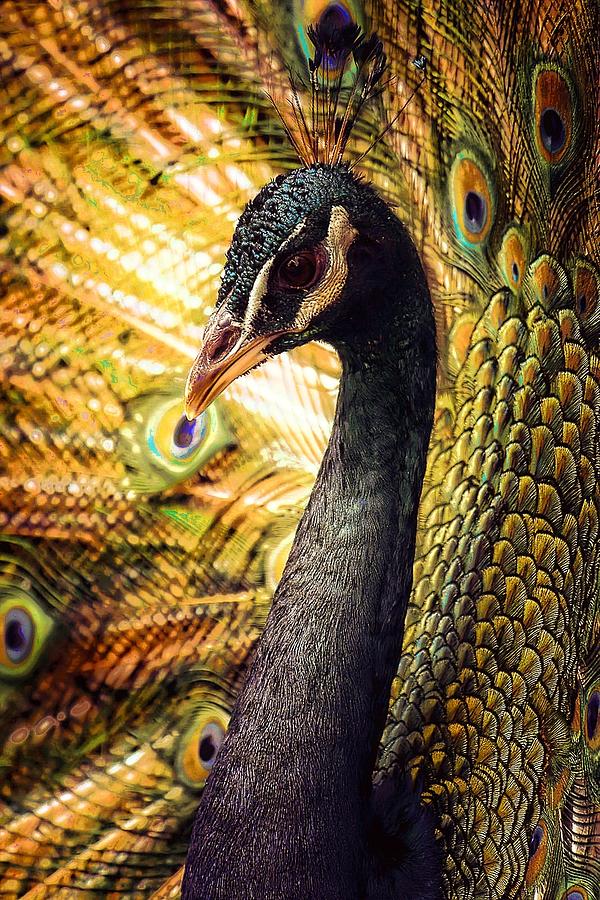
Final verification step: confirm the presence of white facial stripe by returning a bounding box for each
[243,256,274,331]
[291,205,357,331]
[243,218,307,332]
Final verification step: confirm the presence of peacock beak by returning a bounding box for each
[184,309,279,420]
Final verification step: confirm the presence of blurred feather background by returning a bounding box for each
[0,1,598,897]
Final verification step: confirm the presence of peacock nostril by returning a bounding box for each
[203,323,242,363]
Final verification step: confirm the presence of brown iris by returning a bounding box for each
[275,248,324,290]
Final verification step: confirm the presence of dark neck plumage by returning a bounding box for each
[183,303,436,900]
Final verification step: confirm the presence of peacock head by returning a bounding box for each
[185,162,430,419]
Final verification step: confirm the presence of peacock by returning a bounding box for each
[0,1,598,899]
[182,134,440,897]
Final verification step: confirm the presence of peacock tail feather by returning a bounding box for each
[0,1,598,897]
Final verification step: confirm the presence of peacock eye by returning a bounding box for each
[171,414,207,460]
[5,608,33,663]
[573,262,599,325]
[585,688,600,749]
[0,594,53,679]
[500,228,527,291]
[529,825,543,857]
[275,248,324,290]
[449,152,494,245]
[176,706,229,788]
[524,819,547,886]
[539,107,566,154]
[534,67,573,163]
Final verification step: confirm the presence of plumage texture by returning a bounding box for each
[182,163,439,899]
[0,1,598,898]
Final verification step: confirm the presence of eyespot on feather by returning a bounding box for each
[573,260,600,336]
[560,889,590,900]
[500,228,527,291]
[530,257,562,309]
[534,67,573,163]
[524,820,547,886]
[176,705,229,788]
[119,392,232,493]
[0,592,53,680]
[450,152,494,245]
[296,1,364,78]
[585,686,600,751]
[146,400,227,473]
[447,312,478,377]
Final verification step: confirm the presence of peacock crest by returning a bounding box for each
[271,17,386,166]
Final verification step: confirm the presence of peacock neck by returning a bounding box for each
[302,325,436,768]
[184,306,435,899]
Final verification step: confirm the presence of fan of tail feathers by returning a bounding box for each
[0,0,598,897]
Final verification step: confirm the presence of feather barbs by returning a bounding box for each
[268,12,425,168]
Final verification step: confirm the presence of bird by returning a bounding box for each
[181,32,440,889]
[0,0,598,898]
